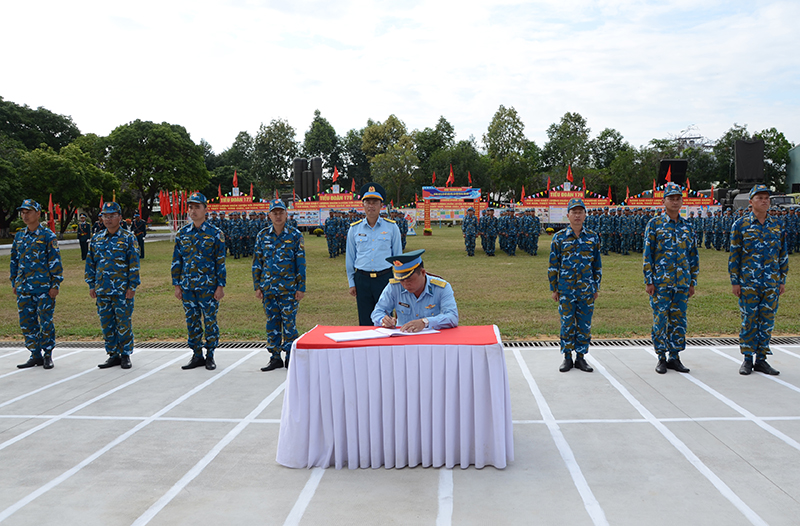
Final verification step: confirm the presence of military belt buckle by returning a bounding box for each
[370,272,377,278]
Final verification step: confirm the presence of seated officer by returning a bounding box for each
[370,249,458,332]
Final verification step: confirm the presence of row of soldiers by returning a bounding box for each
[686,207,800,254]
[462,207,542,257]
[324,209,409,258]
[206,210,297,259]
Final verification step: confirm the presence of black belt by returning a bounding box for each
[356,268,392,278]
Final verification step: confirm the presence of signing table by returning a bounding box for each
[276,325,513,469]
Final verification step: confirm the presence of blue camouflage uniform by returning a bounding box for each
[478,212,498,256]
[10,216,63,364]
[253,212,306,361]
[643,211,699,359]
[729,211,788,359]
[85,214,141,358]
[172,218,227,360]
[461,210,478,256]
[549,221,602,356]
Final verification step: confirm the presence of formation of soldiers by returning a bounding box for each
[207,210,299,259]
[686,208,800,254]
[584,207,654,255]
[466,208,543,257]
[324,209,409,258]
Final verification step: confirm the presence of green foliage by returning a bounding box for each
[252,119,299,192]
[303,109,341,179]
[0,96,81,151]
[754,127,794,190]
[483,105,526,160]
[361,115,407,161]
[371,135,419,204]
[542,111,591,172]
[340,127,371,190]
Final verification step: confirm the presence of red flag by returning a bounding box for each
[608,185,612,204]
[582,177,586,196]
[665,165,672,183]
[547,177,551,194]
[710,183,715,203]
[250,182,253,197]
[626,186,630,202]
[317,179,320,193]
[567,165,573,183]
[48,194,55,233]
[468,171,472,185]
[333,166,339,183]
[446,164,454,187]
[653,179,656,195]
[686,178,691,191]
[391,200,394,208]
[521,185,526,199]
[432,171,436,185]
[233,170,238,187]
[138,199,142,218]
[275,188,279,199]
[100,196,104,210]
[218,185,222,200]
[351,179,355,192]
[416,193,419,202]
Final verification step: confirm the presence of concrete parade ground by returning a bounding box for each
[2,338,800,526]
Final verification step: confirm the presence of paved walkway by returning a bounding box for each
[1,342,800,525]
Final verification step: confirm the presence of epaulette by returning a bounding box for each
[430,278,447,288]
[389,278,400,284]
[351,219,364,226]
[384,218,396,223]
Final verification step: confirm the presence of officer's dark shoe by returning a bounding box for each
[559,355,573,372]
[17,357,44,369]
[285,354,290,369]
[655,358,668,374]
[120,355,132,369]
[43,355,54,370]
[261,356,284,372]
[98,354,121,368]
[739,359,753,375]
[574,354,593,372]
[182,354,206,370]
[205,355,216,370]
[666,358,690,373]
[754,360,779,376]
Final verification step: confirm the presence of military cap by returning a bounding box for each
[133,212,140,218]
[187,192,207,204]
[269,198,286,212]
[360,182,386,202]
[749,184,770,199]
[80,213,87,218]
[466,207,475,212]
[567,198,586,211]
[101,202,122,215]
[386,249,425,281]
[17,199,41,212]
[663,183,683,198]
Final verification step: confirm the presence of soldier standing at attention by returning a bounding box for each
[461,207,478,256]
[346,183,402,326]
[132,212,147,258]
[253,199,306,371]
[172,192,226,371]
[549,198,602,373]
[10,199,63,370]
[86,202,140,369]
[478,208,498,256]
[730,185,788,376]
[77,213,92,260]
[643,183,699,374]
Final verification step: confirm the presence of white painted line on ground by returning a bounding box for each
[0,349,26,359]
[0,349,259,523]
[0,353,190,453]
[436,468,454,526]
[283,468,325,526]
[0,367,96,409]
[512,348,609,526]
[0,350,83,380]
[132,381,286,526]
[587,354,768,526]
[707,347,800,395]
[773,345,800,360]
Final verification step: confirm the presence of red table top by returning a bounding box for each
[296,325,501,349]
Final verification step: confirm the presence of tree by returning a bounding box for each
[361,115,407,161]
[340,127,371,191]
[107,120,209,220]
[754,127,794,190]
[713,124,751,187]
[542,112,592,174]
[483,105,526,160]
[591,128,627,170]
[414,116,456,165]
[0,96,81,151]
[0,136,25,238]
[252,119,300,193]
[303,110,341,177]
[370,136,419,203]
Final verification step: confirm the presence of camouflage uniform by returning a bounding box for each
[549,223,602,357]
[729,211,788,360]
[77,218,92,260]
[325,214,338,257]
[478,211,498,256]
[461,211,478,256]
[252,220,306,362]
[132,215,147,258]
[85,221,141,359]
[10,221,63,365]
[172,220,227,361]
[643,212,699,360]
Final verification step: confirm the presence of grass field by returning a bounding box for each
[1,226,797,342]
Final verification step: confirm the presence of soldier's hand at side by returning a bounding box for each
[214,286,224,301]
[89,289,97,299]
[731,285,741,298]
[49,288,59,299]
[12,287,17,296]
[295,291,304,301]
[552,291,558,302]
[779,284,785,296]
[174,286,183,300]
[593,292,599,300]
[349,286,357,297]
[125,289,135,300]
[688,285,695,298]
[646,284,655,296]
[255,289,263,300]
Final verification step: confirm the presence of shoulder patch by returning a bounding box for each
[430,278,446,288]
[385,218,396,223]
[389,278,400,284]
[351,219,364,226]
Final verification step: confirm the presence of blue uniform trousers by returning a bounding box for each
[464,235,476,256]
[96,295,135,356]
[738,284,780,358]
[650,286,689,358]
[182,288,219,357]
[262,294,299,358]
[17,292,56,359]
[482,235,496,255]
[558,293,595,355]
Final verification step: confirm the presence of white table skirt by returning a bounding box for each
[276,325,513,469]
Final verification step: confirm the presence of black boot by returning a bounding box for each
[43,355,54,370]
[120,354,132,369]
[574,353,593,372]
[205,353,216,371]
[754,359,779,375]
[559,353,573,372]
[182,354,206,370]
[655,357,667,374]
[261,355,284,372]
[666,357,690,373]
[17,356,44,369]
[739,358,753,375]
[98,354,122,369]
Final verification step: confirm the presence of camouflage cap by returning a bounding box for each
[749,184,770,199]
[17,199,41,212]
[567,198,586,211]
[187,192,207,204]
[663,183,683,198]
[269,199,286,212]
[101,202,122,215]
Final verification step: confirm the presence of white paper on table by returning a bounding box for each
[324,327,439,342]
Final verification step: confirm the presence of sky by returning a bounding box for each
[2,0,799,155]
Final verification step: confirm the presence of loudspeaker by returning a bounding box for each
[735,139,764,183]
[293,158,308,198]
[658,159,688,186]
